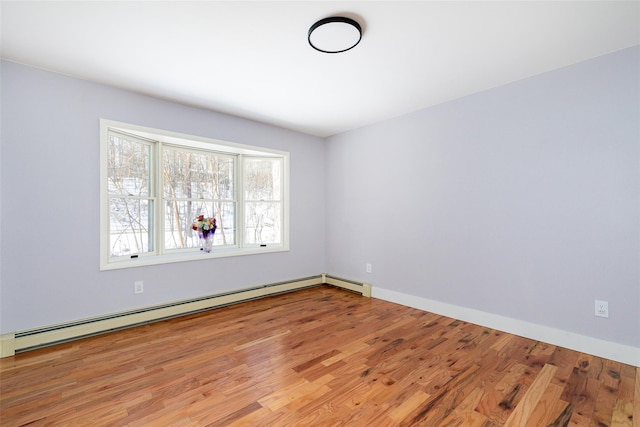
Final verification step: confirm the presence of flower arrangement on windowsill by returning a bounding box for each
[192,215,217,253]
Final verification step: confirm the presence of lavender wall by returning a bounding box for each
[0,61,325,333]
[325,46,640,348]
[2,46,639,353]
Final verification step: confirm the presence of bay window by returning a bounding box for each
[100,119,289,270]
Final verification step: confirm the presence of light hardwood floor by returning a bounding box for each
[1,286,638,426]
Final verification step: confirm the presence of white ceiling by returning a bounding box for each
[2,1,639,137]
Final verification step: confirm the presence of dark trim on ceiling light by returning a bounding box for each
[308,16,362,54]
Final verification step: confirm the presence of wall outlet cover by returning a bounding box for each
[594,300,608,318]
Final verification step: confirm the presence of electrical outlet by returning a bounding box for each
[594,300,608,318]
[366,263,372,273]
[134,281,144,294]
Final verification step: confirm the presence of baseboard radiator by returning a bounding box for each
[0,274,371,357]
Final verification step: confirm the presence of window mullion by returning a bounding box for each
[279,157,286,245]
[237,154,244,248]
[155,141,163,255]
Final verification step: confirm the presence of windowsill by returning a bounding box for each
[100,245,289,271]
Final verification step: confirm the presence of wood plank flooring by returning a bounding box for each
[1,286,638,426]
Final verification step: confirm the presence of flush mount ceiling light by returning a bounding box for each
[308,16,362,53]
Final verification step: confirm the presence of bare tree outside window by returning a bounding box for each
[163,148,235,250]
[107,132,154,257]
[102,120,288,269]
[244,158,282,245]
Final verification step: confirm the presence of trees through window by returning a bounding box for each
[100,120,288,269]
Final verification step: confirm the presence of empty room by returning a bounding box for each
[1,1,639,426]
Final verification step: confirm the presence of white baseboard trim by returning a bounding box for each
[6,278,635,367]
[0,274,371,358]
[372,287,640,367]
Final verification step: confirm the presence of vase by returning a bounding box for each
[200,233,214,253]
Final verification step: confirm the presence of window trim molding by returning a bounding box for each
[100,119,290,271]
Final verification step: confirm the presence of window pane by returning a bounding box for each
[244,158,281,201]
[108,132,151,196]
[214,201,236,246]
[163,149,234,200]
[109,198,154,256]
[164,200,236,250]
[244,201,281,245]
[164,199,207,250]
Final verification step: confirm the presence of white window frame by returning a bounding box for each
[100,119,289,270]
